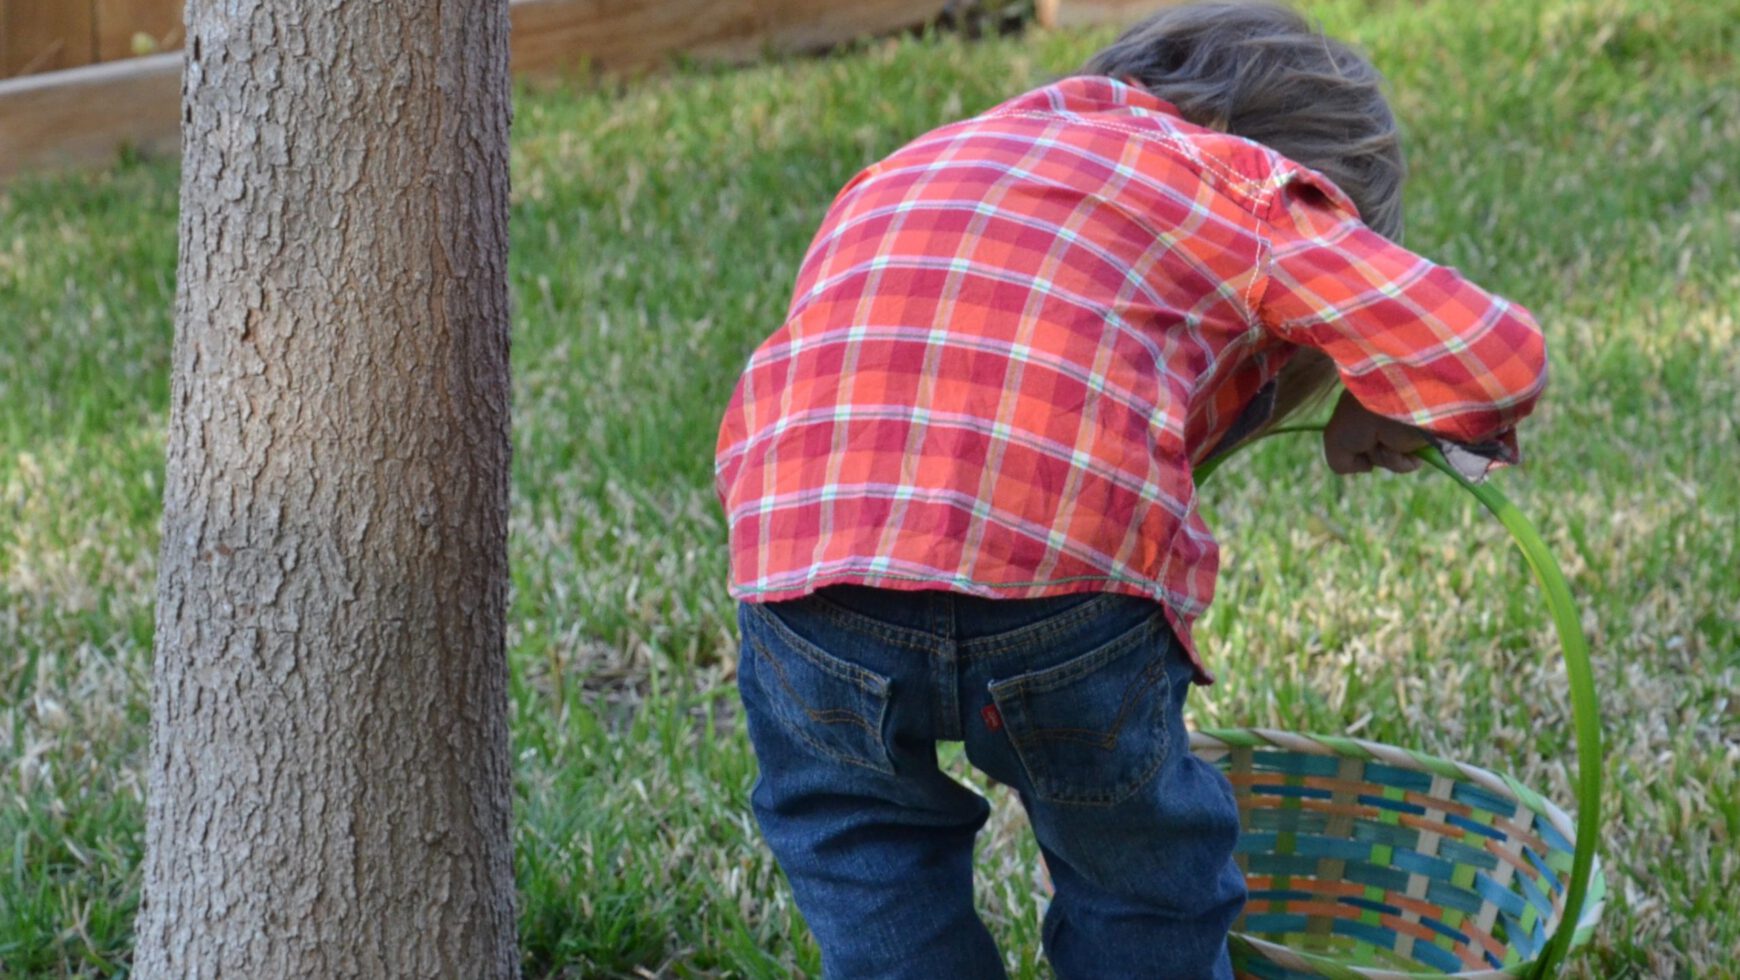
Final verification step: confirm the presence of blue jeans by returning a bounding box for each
[735,586,1245,979]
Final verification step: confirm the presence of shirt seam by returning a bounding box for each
[986,109,1290,216]
[988,107,1295,344]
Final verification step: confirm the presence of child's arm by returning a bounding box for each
[1253,180,1547,475]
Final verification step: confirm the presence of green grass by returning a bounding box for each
[2,0,1737,974]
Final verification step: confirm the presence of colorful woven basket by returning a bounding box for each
[1188,435,1605,978]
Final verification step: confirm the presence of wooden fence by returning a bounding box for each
[1,0,182,78]
[0,0,1175,79]
[1036,0,1175,29]
[0,0,1171,181]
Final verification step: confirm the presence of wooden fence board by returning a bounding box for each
[0,51,179,181]
[1036,0,1183,30]
[0,0,950,181]
[1,1,97,78]
[509,0,948,75]
[94,0,183,63]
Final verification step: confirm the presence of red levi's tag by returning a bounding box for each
[980,705,1003,732]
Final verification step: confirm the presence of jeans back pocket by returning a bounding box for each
[987,615,1177,806]
[740,601,896,775]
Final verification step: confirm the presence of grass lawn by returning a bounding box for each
[2,0,1736,975]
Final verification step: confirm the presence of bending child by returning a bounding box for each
[714,2,1546,976]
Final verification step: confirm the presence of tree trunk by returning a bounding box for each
[136,1,518,976]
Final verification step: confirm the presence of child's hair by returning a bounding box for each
[1082,1,1407,431]
[1083,1,1404,240]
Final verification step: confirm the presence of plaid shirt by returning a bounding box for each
[715,77,1545,681]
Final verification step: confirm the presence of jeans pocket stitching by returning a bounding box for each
[751,635,880,733]
[993,617,1155,698]
[1040,731,1169,806]
[990,623,1176,806]
[750,602,892,696]
[1015,666,1166,748]
[745,606,896,775]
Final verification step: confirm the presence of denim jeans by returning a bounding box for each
[735,586,1245,979]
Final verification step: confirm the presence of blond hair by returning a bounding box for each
[1084,1,1406,427]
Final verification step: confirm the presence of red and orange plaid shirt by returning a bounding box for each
[715,77,1546,681]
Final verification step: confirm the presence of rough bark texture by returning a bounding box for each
[137,1,518,976]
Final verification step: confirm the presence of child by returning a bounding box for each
[714,2,1546,976]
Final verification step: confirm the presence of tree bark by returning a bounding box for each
[137,1,518,976]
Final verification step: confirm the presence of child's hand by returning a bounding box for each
[1322,391,1429,474]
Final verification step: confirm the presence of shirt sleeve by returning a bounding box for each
[1252,178,1547,466]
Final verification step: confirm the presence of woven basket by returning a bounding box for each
[1185,437,1605,978]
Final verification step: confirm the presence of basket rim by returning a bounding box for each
[1195,726,1607,978]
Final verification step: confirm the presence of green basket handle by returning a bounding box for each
[1197,427,1601,978]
